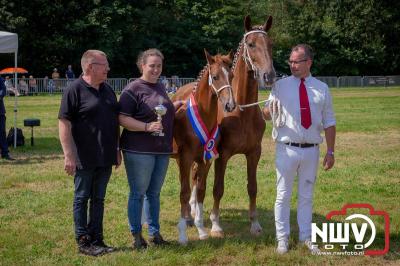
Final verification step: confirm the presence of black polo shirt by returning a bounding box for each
[58,77,119,168]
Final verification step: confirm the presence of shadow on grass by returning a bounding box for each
[7,137,62,153]
[161,208,328,246]
[156,207,399,261]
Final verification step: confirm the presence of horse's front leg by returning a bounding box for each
[210,153,230,238]
[176,153,194,245]
[246,146,262,236]
[192,160,212,240]
[189,163,199,223]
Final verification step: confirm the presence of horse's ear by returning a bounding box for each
[244,15,252,32]
[228,50,234,62]
[263,16,273,32]
[204,49,214,65]
[221,50,234,66]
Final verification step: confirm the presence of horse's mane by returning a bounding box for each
[193,64,209,92]
[231,39,244,73]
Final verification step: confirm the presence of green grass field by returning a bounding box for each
[1,88,399,265]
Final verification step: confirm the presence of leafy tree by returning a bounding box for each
[0,0,399,77]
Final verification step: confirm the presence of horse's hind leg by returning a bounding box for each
[246,146,263,236]
[177,154,194,245]
[210,155,229,238]
[192,161,212,240]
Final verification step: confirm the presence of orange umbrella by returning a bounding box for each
[0,67,28,74]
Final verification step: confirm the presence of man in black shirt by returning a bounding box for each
[58,50,120,256]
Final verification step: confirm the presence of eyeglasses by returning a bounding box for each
[91,62,109,68]
[287,59,308,65]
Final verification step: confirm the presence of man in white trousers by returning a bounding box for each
[263,44,336,254]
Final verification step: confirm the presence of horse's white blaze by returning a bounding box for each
[258,35,275,84]
[222,67,229,83]
[222,66,235,111]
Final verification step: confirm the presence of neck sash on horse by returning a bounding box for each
[187,94,219,161]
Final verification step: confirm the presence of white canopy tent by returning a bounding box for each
[0,31,19,148]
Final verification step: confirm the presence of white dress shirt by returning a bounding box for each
[269,75,336,144]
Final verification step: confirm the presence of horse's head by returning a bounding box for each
[242,15,276,88]
[204,49,236,112]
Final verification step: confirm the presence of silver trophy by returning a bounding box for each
[152,97,167,136]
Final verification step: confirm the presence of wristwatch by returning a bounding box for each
[327,150,334,156]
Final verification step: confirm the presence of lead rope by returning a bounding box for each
[268,86,285,140]
[238,99,269,111]
[237,95,284,141]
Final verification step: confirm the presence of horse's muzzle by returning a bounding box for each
[263,72,276,86]
[225,101,236,112]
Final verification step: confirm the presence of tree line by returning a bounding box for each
[0,0,399,78]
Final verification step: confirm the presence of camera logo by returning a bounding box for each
[311,203,390,256]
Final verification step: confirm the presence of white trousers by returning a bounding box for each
[274,143,319,241]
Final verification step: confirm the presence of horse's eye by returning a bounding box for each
[248,43,255,48]
[213,76,218,81]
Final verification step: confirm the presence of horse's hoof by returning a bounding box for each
[197,228,209,240]
[199,234,209,240]
[250,227,262,236]
[210,230,224,238]
[250,222,263,236]
[251,230,262,236]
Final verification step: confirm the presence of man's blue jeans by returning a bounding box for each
[123,152,169,236]
[73,166,112,241]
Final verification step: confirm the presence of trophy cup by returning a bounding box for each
[152,97,167,136]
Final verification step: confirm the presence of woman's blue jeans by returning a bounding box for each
[73,166,111,241]
[123,152,169,235]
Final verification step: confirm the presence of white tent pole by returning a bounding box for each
[13,51,18,148]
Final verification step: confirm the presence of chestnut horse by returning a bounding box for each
[190,15,276,238]
[172,50,235,244]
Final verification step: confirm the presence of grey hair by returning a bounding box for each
[136,48,164,73]
[81,50,107,74]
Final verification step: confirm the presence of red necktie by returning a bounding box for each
[299,78,311,129]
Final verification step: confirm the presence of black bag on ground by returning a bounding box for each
[7,127,25,146]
